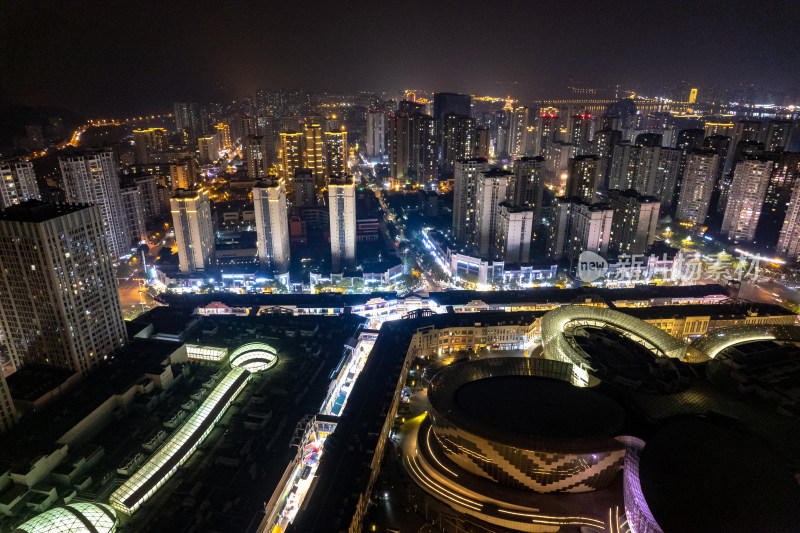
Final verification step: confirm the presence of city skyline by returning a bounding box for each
[2,1,800,116]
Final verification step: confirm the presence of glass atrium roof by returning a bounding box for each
[15,503,117,533]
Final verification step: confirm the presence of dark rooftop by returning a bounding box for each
[0,200,93,223]
[639,418,800,533]
[5,365,76,402]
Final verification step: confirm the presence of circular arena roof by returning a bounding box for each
[428,357,624,453]
[229,342,277,373]
[14,503,118,533]
[541,305,688,385]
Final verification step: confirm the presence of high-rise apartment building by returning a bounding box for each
[433,93,471,122]
[724,120,762,174]
[244,135,269,179]
[303,123,325,188]
[280,132,303,185]
[475,127,490,159]
[328,174,356,272]
[441,114,476,179]
[388,114,410,183]
[408,114,437,188]
[608,189,660,255]
[366,110,386,158]
[777,182,800,260]
[0,372,15,433]
[475,168,513,257]
[174,102,200,141]
[133,128,168,165]
[675,151,720,227]
[566,156,604,203]
[633,146,681,209]
[544,141,576,189]
[608,142,639,190]
[0,201,127,373]
[0,159,40,209]
[452,158,489,245]
[324,131,348,178]
[512,157,545,225]
[765,120,792,152]
[59,149,130,257]
[170,188,215,273]
[216,122,233,151]
[293,168,316,207]
[547,197,573,260]
[568,201,613,261]
[569,114,594,155]
[534,111,559,156]
[129,174,162,225]
[721,159,773,243]
[197,134,220,164]
[169,157,198,191]
[495,203,533,263]
[253,178,290,275]
[508,107,530,157]
[120,186,146,243]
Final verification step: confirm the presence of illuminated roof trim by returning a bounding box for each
[15,502,118,533]
[541,305,687,385]
[229,342,278,373]
[690,324,800,359]
[109,366,250,515]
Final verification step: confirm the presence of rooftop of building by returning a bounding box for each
[480,167,513,177]
[328,174,354,186]
[0,200,94,223]
[638,417,800,533]
[5,365,76,403]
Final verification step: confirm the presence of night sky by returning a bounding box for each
[2,0,799,115]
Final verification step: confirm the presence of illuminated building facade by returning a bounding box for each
[293,168,316,207]
[721,158,772,242]
[328,174,356,272]
[280,132,303,185]
[633,146,681,209]
[566,155,603,203]
[0,201,127,373]
[608,189,660,255]
[253,178,290,275]
[452,158,489,245]
[388,114,409,182]
[495,202,533,263]
[244,134,269,179]
[59,149,130,257]
[215,122,232,150]
[168,157,198,191]
[474,168,512,257]
[324,130,348,178]
[408,113,437,188]
[0,159,40,209]
[508,106,529,157]
[676,151,719,226]
[170,188,215,273]
[197,133,220,163]
[303,123,325,188]
[511,156,545,225]
[0,372,15,433]
[133,127,168,164]
[365,110,385,158]
[441,114,476,179]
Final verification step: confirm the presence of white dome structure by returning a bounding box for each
[14,503,118,533]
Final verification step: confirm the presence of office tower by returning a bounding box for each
[303,123,325,188]
[0,372,14,432]
[169,157,198,190]
[544,141,576,189]
[608,142,639,190]
[569,114,593,155]
[0,201,127,373]
[433,93,471,122]
[173,102,200,140]
[534,110,559,156]
[777,183,800,260]
[495,203,533,263]
[366,110,386,158]
[197,134,220,163]
[133,128,168,165]
[59,149,130,257]
[388,114,410,183]
[408,114,438,188]
[566,156,603,203]
[475,127,490,159]
[328,174,356,272]
[131,174,162,224]
[441,114,476,178]
[216,122,233,150]
[280,132,303,184]
[244,135,269,179]
[253,178,290,274]
[293,168,316,207]
[512,157,545,224]
[120,185,146,243]
[508,107,530,157]
[721,159,773,243]
[546,197,572,260]
[0,159,40,209]
[452,158,489,244]
[325,131,348,178]
[675,151,720,226]
[608,189,660,255]
[765,120,792,152]
[633,146,681,208]
[475,168,513,257]
[170,188,215,273]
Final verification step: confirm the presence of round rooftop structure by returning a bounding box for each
[427,357,625,493]
[690,324,800,359]
[634,418,800,532]
[229,342,277,373]
[14,503,118,533]
[540,305,690,386]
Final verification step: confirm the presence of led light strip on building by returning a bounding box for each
[110,366,251,515]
